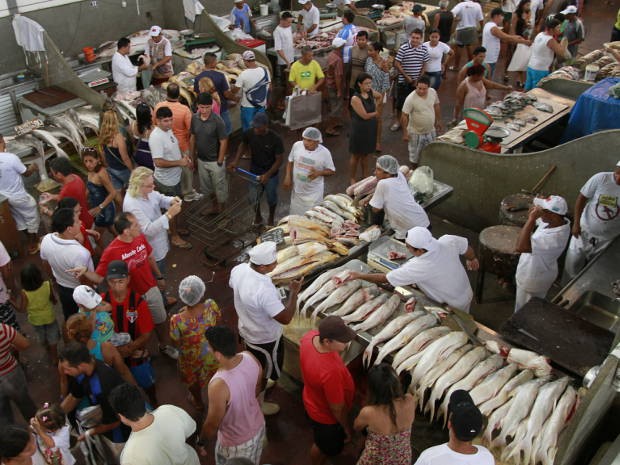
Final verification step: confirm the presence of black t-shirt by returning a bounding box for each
[242,129,284,176]
[68,360,131,442]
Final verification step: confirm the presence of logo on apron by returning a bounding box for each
[595,194,619,221]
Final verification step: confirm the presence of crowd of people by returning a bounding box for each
[0,0,618,464]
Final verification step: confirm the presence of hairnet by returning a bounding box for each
[302,126,323,143]
[178,275,206,306]
[376,155,399,175]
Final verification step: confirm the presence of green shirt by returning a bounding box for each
[23,281,55,326]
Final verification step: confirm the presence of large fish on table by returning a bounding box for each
[407,331,469,383]
[531,385,578,465]
[279,215,331,235]
[310,280,362,320]
[330,285,380,318]
[352,294,401,333]
[372,312,435,367]
[437,354,505,425]
[297,269,340,311]
[424,346,487,420]
[362,312,422,368]
[300,279,339,316]
[18,134,45,159]
[479,369,534,417]
[66,109,87,142]
[502,377,571,465]
[270,250,336,283]
[391,326,450,372]
[470,363,519,407]
[342,293,388,323]
[31,129,69,158]
[48,115,84,152]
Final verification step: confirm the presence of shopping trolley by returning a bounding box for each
[183,167,265,266]
[75,406,116,465]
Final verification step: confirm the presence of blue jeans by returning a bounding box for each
[426,71,442,90]
[240,106,266,133]
[107,166,131,190]
[220,109,233,136]
[248,174,279,208]
[488,62,497,80]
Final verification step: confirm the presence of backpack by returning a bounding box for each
[246,68,270,108]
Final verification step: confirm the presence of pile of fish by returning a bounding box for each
[7,106,100,160]
[299,268,580,465]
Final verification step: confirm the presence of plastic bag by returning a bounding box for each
[508,43,531,72]
[409,166,434,195]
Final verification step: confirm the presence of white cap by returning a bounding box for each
[405,227,438,252]
[560,5,577,14]
[234,0,243,3]
[331,37,346,48]
[242,50,255,61]
[249,241,278,265]
[533,195,568,215]
[73,285,102,310]
[149,25,162,37]
[298,0,310,4]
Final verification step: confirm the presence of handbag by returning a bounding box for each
[508,43,532,72]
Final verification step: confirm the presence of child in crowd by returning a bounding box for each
[30,402,75,465]
[19,263,59,364]
[170,275,220,411]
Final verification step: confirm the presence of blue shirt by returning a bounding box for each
[194,69,231,112]
[231,4,252,33]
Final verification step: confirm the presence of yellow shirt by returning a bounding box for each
[23,281,55,326]
[289,59,325,90]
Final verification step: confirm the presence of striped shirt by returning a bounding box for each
[396,42,430,83]
[0,323,17,376]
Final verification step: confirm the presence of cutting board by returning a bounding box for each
[500,297,614,377]
[22,86,77,108]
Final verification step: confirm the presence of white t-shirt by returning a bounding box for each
[40,233,93,288]
[530,0,544,28]
[120,405,200,465]
[528,32,554,71]
[229,262,285,344]
[451,0,483,30]
[0,152,28,197]
[423,41,451,72]
[516,219,570,292]
[482,21,501,63]
[149,126,182,187]
[386,235,473,311]
[579,172,620,240]
[300,6,321,38]
[414,443,495,465]
[144,37,172,58]
[369,172,430,238]
[0,241,10,304]
[288,141,335,202]
[111,52,138,93]
[236,67,271,108]
[274,25,295,65]
[402,88,439,134]
[123,191,173,262]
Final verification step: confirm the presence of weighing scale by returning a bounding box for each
[463,108,510,153]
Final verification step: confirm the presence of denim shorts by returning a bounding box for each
[107,166,131,190]
[32,320,60,345]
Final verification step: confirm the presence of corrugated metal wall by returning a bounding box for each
[0,81,37,136]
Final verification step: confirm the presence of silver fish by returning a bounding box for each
[391,326,449,373]
[469,363,519,407]
[305,209,334,224]
[48,115,84,152]
[31,129,69,158]
[371,311,428,366]
[300,279,339,316]
[410,332,470,385]
[46,127,77,151]
[479,369,534,417]
[483,396,513,446]
[533,101,553,113]
[507,122,522,132]
[75,107,101,134]
[342,294,389,323]
[66,109,87,142]
[438,354,505,426]
[424,346,487,420]
[352,294,401,333]
[322,199,351,220]
[310,280,362,320]
[313,205,345,223]
[18,134,45,159]
[363,312,422,368]
[330,285,380,318]
[297,269,340,311]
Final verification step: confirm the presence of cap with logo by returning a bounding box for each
[533,195,568,216]
[448,389,483,441]
[73,285,103,311]
[149,25,162,37]
[242,50,256,61]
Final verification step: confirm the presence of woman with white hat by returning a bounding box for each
[283,127,336,216]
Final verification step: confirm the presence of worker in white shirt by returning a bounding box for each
[369,155,430,240]
[111,37,149,93]
[349,227,479,312]
[514,195,571,312]
[298,0,321,38]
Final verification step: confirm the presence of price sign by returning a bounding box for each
[14,119,44,136]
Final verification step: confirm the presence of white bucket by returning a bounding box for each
[584,64,599,82]
[259,4,269,15]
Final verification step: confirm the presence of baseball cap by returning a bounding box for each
[73,285,103,311]
[149,25,162,37]
[318,315,356,343]
[106,260,129,279]
[249,241,277,265]
[298,0,310,4]
[252,112,270,128]
[448,390,483,441]
[413,4,426,13]
[405,227,438,252]
[560,5,577,14]
[533,195,568,216]
[242,50,255,61]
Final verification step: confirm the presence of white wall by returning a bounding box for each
[0,0,89,18]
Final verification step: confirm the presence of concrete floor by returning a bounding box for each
[9,1,618,463]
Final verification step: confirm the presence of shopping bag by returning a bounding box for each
[508,44,531,72]
[284,93,322,130]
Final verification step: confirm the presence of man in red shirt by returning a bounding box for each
[101,260,157,406]
[47,157,94,229]
[74,212,178,360]
[299,315,356,465]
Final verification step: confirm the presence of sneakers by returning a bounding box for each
[261,401,280,416]
[183,191,204,202]
[389,122,401,131]
[159,344,179,360]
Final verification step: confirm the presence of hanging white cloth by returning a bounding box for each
[12,15,46,52]
[183,0,205,22]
